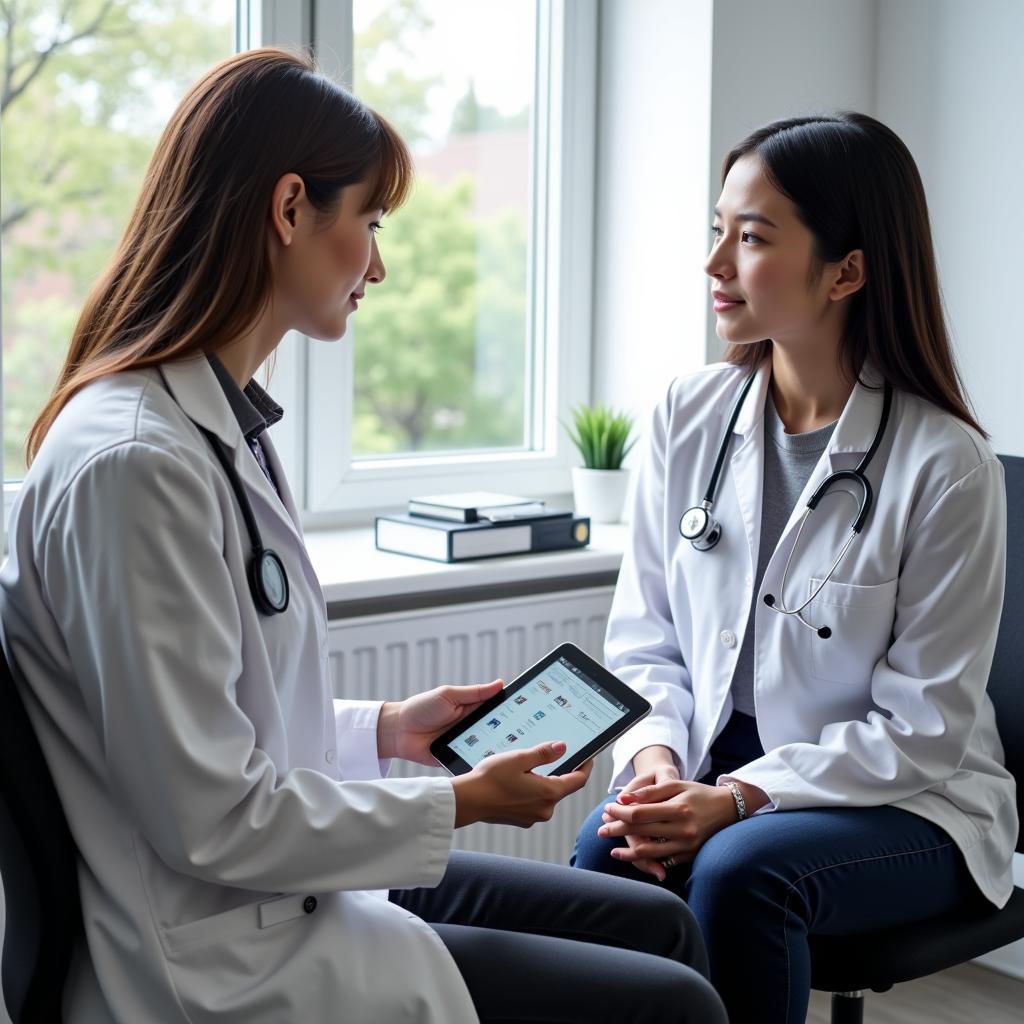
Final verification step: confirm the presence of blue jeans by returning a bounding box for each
[571,718,985,1023]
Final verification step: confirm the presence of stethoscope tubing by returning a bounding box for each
[157,367,289,616]
[682,369,894,638]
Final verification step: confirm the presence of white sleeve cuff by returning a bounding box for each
[334,699,392,780]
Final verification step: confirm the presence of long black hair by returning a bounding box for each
[721,112,984,437]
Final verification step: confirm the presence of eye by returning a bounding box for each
[741,231,762,244]
[369,221,383,235]
[710,224,723,238]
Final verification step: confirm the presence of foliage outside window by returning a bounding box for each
[1,0,543,488]
[350,0,535,459]
[1,0,235,480]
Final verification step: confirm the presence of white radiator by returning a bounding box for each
[327,586,617,864]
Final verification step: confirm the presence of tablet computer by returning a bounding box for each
[430,642,651,777]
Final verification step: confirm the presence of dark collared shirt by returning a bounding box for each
[207,354,284,495]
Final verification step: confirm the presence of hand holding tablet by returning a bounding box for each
[431,643,651,778]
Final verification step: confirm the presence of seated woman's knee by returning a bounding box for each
[688,824,782,908]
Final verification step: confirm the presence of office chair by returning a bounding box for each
[809,452,1024,1024]
[0,645,82,1024]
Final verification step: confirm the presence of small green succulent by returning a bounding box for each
[563,404,638,470]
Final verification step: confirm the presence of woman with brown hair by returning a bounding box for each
[572,112,1015,1023]
[0,49,725,1024]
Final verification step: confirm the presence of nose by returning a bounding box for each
[704,236,733,281]
[366,235,386,285]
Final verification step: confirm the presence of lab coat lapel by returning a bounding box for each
[728,361,772,578]
[158,357,303,551]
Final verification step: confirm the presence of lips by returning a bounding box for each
[712,291,744,312]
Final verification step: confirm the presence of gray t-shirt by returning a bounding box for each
[729,393,837,716]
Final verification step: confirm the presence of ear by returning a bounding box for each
[828,249,866,302]
[269,173,307,247]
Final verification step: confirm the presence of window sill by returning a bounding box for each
[305,522,628,620]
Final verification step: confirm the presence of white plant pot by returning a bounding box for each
[571,467,630,524]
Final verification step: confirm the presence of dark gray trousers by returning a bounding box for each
[390,850,727,1024]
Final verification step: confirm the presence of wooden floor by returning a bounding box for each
[806,962,1024,1023]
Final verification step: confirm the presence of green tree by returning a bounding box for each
[353,0,439,143]
[2,0,531,474]
[1,0,233,476]
[353,176,527,455]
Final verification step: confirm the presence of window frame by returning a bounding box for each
[269,0,599,526]
[0,0,598,532]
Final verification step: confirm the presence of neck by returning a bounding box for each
[769,338,854,434]
[211,304,285,387]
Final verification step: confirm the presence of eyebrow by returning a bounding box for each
[713,206,779,229]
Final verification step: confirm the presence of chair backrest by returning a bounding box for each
[990,455,1024,854]
[0,645,82,1023]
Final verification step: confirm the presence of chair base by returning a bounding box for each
[830,991,864,1024]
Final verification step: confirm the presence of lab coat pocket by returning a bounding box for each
[807,577,898,686]
[162,894,312,956]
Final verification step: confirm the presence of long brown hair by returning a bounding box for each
[27,47,412,464]
[720,112,985,437]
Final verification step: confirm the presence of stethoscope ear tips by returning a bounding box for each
[765,592,831,638]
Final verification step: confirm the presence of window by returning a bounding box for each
[1,0,238,483]
[1,1,598,526]
[351,0,535,461]
[291,0,598,520]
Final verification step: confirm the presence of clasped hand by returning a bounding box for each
[377,680,592,830]
[598,769,737,882]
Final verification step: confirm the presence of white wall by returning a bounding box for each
[875,0,1024,457]
[705,0,877,362]
[591,0,714,426]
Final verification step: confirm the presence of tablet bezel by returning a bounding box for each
[429,642,651,777]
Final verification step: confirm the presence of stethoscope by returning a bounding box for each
[159,369,290,616]
[679,370,893,639]
[196,426,290,616]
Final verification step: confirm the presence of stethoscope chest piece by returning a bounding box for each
[679,505,722,551]
[250,548,290,616]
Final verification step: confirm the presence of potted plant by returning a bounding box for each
[563,404,638,524]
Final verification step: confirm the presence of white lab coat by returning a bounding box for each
[0,356,479,1023]
[608,359,1017,907]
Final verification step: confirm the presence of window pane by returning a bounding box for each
[352,0,536,458]
[1,0,236,481]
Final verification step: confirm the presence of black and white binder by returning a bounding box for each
[375,509,590,563]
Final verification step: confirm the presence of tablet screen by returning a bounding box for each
[445,654,631,777]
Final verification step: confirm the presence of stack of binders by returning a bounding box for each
[374,492,591,563]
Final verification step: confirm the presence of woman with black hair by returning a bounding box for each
[572,112,1015,1024]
